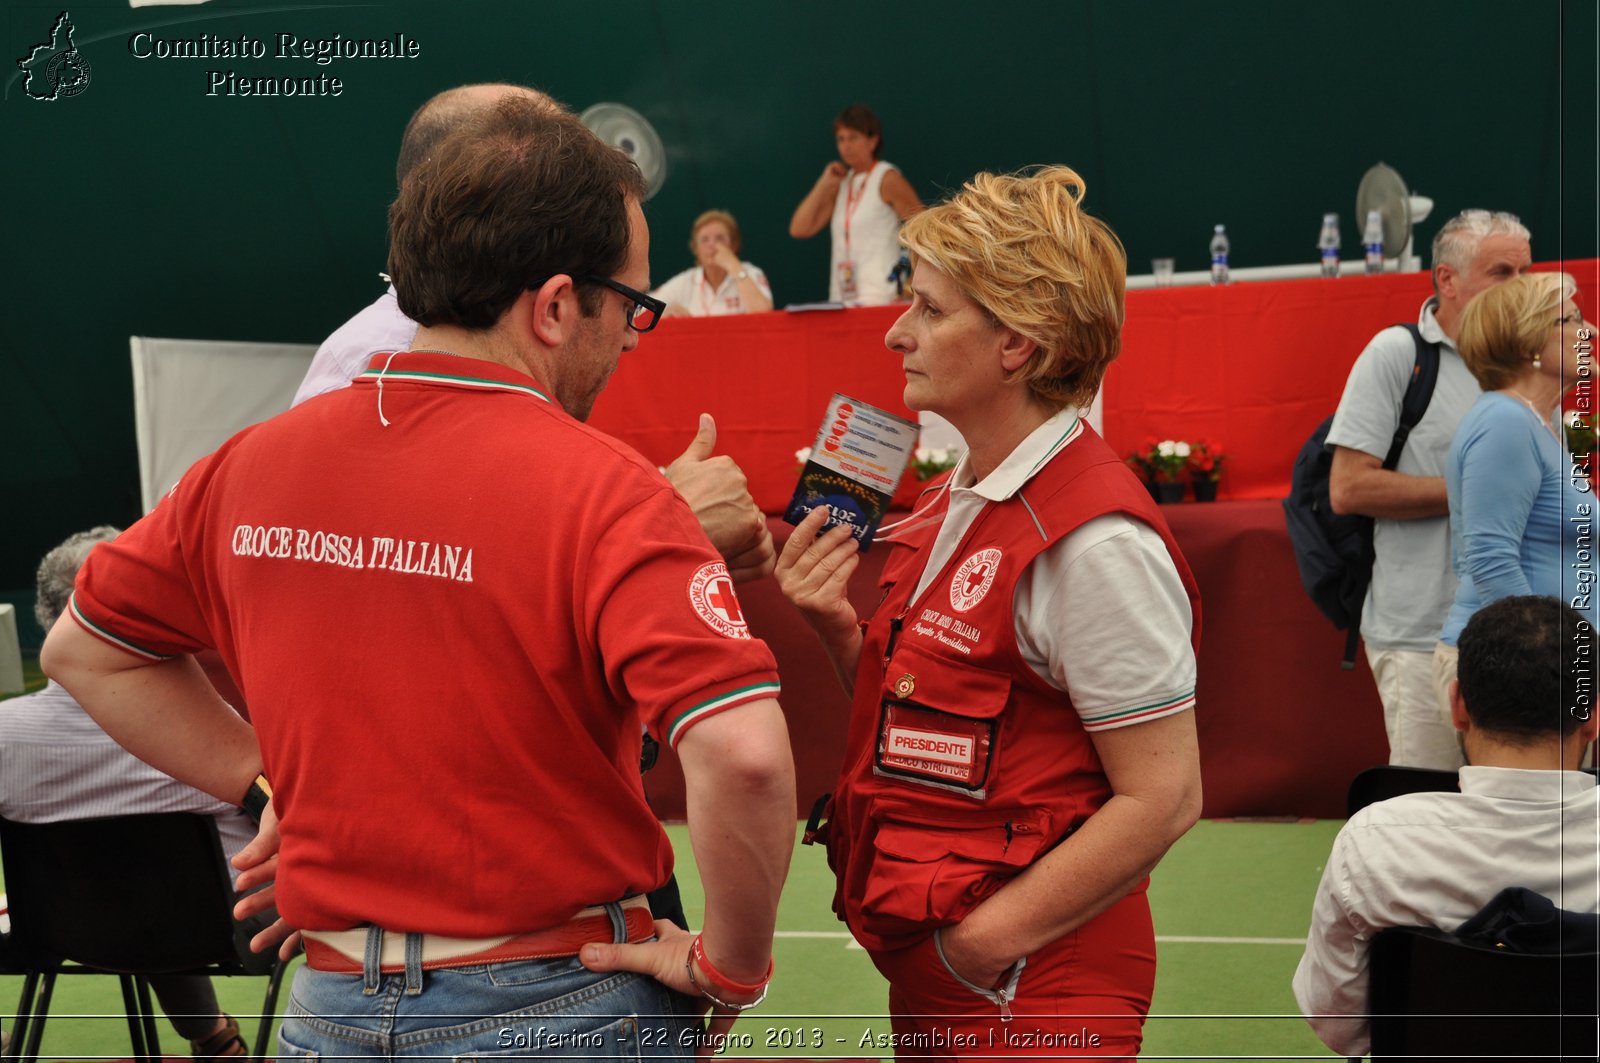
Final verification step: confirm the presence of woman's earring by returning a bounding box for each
[1533,353,1543,371]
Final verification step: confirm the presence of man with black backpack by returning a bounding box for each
[1325,209,1531,769]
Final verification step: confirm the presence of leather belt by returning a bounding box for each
[301,895,655,974]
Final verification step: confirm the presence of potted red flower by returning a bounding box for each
[1186,439,1226,502]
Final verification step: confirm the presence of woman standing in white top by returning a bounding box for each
[789,104,922,306]
[652,209,773,318]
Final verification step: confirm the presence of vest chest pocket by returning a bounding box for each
[874,647,1011,799]
[860,806,1051,939]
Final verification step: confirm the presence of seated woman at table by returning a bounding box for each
[1433,272,1595,737]
[776,165,1201,1060]
[650,209,772,318]
[788,104,922,306]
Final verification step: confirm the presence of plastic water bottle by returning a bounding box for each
[1318,213,1341,278]
[1209,224,1230,286]
[1363,210,1385,274]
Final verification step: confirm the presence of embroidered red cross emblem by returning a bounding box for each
[707,578,743,623]
[964,564,990,595]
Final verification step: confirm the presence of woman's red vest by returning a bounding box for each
[816,423,1200,952]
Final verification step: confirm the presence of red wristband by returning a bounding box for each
[689,934,772,997]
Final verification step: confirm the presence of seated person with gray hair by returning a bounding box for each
[1292,594,1600,1059]
[0,528,256,1060]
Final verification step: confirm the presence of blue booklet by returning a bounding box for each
[784,393,918,549]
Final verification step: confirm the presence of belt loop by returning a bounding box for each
[604,901,627,943]
[361,926,383,995]
[403,932,424,995]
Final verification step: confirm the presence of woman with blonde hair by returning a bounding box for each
[776,166,1201,1059]
[1433,272,1595,721]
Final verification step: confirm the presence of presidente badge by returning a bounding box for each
[876,701,993,795]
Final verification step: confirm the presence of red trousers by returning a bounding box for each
[868,890,1156,1061]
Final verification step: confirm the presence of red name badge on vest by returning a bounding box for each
[876,701,994,796]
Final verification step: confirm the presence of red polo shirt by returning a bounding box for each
[72,353,780,936]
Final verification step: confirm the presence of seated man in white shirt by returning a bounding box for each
[0,528,254,1060]
[1292,594,1600,1059]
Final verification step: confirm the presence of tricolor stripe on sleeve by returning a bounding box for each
[1080,690,1196,732]
[68,594,172,662]
[666,681,782,748]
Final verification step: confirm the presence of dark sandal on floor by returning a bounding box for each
[191,1014,246,1060]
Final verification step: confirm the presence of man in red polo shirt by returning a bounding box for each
[42,98,795,1059]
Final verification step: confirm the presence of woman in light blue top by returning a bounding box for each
[1434,272,1594,741]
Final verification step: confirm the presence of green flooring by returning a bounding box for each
[2,817,1346,1059]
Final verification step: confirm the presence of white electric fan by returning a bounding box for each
[1356,162,1435,273]
[581,102,668,201]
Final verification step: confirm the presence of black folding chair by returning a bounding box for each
[1367,924,1599,1062]
[0,812,287,1062]
[1344,764,1460,817]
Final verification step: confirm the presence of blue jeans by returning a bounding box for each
[278,913,697,1059]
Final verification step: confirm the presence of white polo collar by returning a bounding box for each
[947,409,1084,502]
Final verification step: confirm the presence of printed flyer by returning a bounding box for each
[784,394,918,548]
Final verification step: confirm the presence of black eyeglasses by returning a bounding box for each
[580,275,665,333]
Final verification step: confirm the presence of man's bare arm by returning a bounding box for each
[1328,445,1448,520]
[580,699,794,1037]
[674,700,795,979]
[41,614,261,804]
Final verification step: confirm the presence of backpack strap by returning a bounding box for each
[1381,324,1441,470]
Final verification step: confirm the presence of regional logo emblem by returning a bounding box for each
[687,561,751,639]
[17,12,92,101]
[949,548,1002,613]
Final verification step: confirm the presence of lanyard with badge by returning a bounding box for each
[837,169,871,304]
[695,272,715,316]
[695,270,741,316]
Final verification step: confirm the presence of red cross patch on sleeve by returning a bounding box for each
[687,561,752,639]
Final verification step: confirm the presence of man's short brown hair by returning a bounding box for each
[387,96,647,329]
